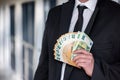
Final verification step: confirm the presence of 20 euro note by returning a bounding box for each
[54,31,93,67]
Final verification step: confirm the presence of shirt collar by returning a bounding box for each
[75,0,98,11]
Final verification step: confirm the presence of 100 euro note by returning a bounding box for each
[54,32,93,67]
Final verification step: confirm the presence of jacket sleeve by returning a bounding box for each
[33,24,49,80]
[33,9,53,80]
[91,59,120,80]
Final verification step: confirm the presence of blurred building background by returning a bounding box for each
[0,0,119,80]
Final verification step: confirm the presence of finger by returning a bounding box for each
[77,62,94,77]
[73,53,92,62]
[75,58,91,64]
[77,62,86,67]
[74,49,92,55]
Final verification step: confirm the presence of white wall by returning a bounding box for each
[112,0,119,3]
[34,0,44,73]
[56,0,68,5]
[0,0,45,80]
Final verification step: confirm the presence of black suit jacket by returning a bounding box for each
[34,0,120,80]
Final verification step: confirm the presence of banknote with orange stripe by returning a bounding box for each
[54,32,93,67]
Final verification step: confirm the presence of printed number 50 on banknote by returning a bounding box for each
[54,31,93,67]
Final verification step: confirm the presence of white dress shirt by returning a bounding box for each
[60,0,97,80]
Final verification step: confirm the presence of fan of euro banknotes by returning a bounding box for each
[54,31,93,67]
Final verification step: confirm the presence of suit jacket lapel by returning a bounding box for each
[56,0,75,80]
[85,4,99,35]
[84,0,105,35]
[59,0,74,35]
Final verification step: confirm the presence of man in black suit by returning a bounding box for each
[34,0,120,80]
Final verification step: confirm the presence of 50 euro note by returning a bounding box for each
[54,31,93,67]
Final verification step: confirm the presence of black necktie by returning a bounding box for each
[74,6,87,32]
[63,6,87,80]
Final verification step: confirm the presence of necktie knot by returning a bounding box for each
[77,5,87,15]
[74,5,87,32]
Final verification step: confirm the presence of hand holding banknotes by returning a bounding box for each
[54,32,94,76]
[73,49,94,77]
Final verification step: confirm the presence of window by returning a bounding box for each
[10,5,16,71]
[22,2,35,80]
